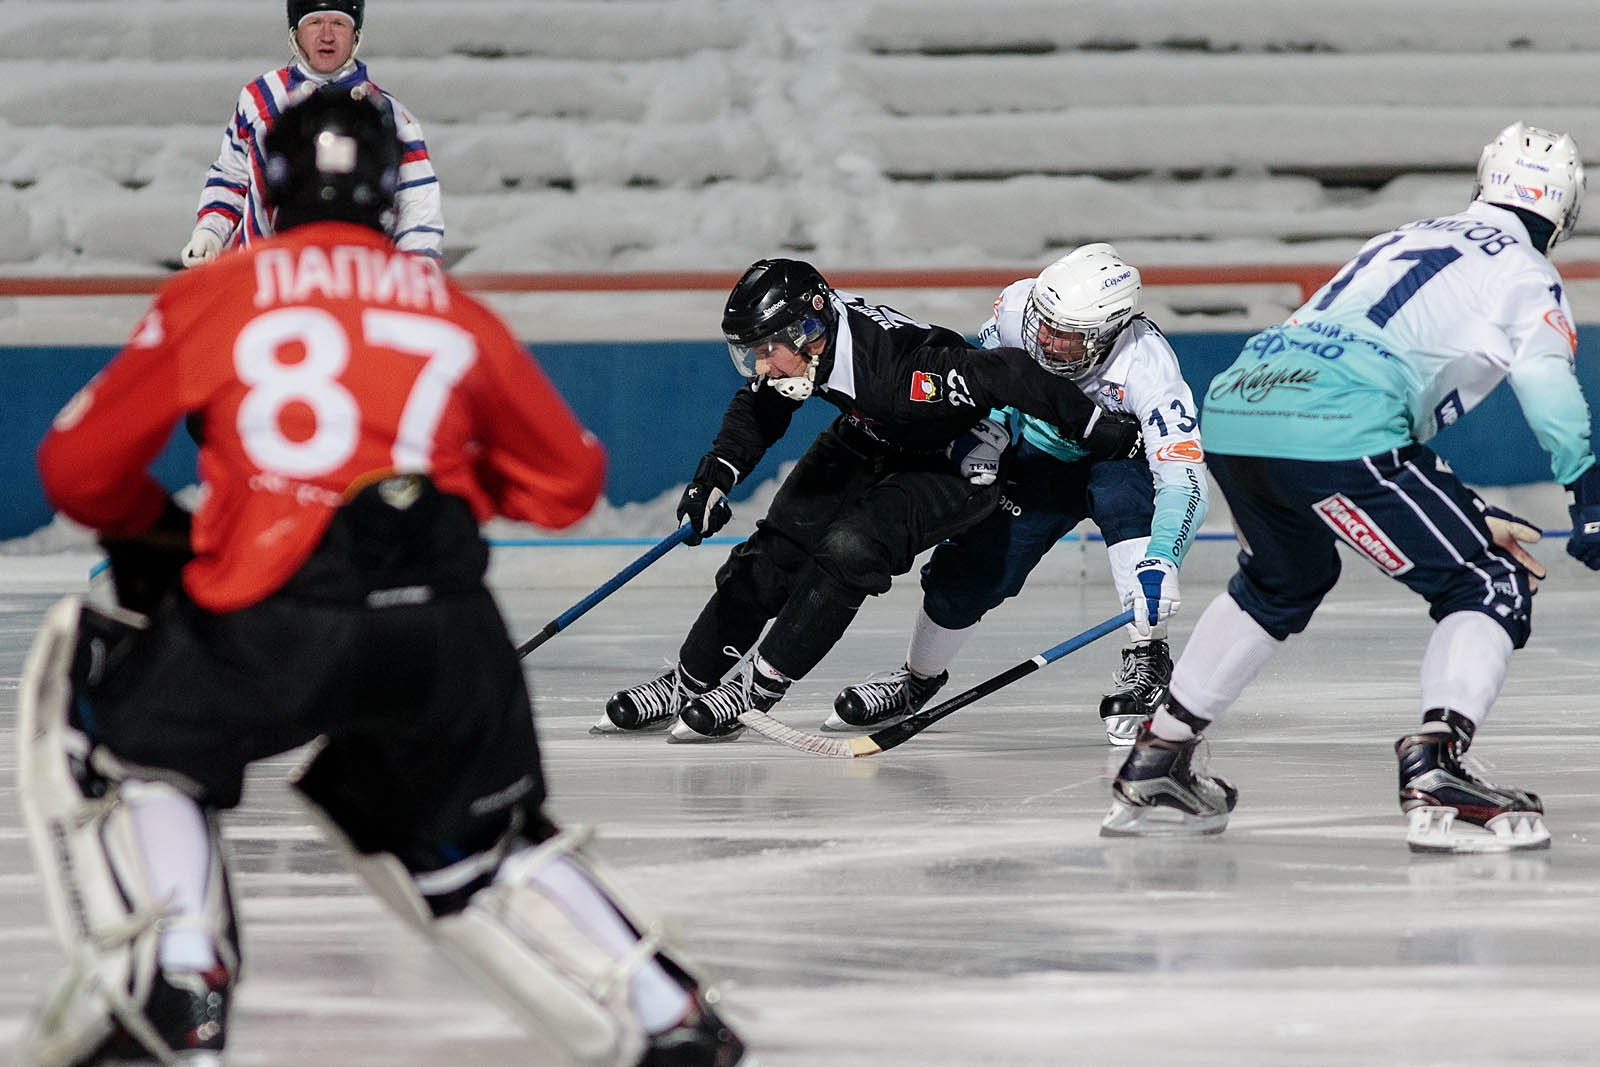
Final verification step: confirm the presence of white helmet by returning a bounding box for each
[1473,121,1586,249]
[1022,243,1141,379]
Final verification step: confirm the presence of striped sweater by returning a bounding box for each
[193,60,444,260]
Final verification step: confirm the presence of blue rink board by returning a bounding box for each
[3,333,1596,538]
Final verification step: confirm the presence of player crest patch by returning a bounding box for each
[910,370,942,402]
[1313,493,1413,574]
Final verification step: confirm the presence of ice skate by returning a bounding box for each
[1100,725,1237,836]
[1098,640,1171,746]
[669,658,789,743]
[824,665,948,730]
[31,963,231,1067]
[639,995,748,1067]
[1397,714,1550,854]
[600,666,706,734]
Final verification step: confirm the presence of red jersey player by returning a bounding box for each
[19,88,749,1067]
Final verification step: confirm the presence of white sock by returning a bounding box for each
[1106,537,1152,643]
[1167,593,1283,723]
[522,853,693,1034]
[906,605,975,678]
[1418,612,1512,731]
[125,780,220,972]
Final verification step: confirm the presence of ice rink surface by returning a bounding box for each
[2,539,1599,1066]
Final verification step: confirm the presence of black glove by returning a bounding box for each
[99,496,195,614]
[1078,409,1143,460]
[676,454,737,545]
[1566,465,1600,569]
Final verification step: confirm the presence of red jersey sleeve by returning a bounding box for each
[36,301,188,537]
[458,297,607,529]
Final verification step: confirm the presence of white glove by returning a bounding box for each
[180,227,224,268]
[1473,496,1546,589]
[1123,557,1180,639]
[947,417,1010,486]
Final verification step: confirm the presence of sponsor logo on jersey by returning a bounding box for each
[1098,383,1126,406]
[1155,440,1205,463]
[1545,308,1578,354]
[1433,390,1464,431]
[1313,493,1414,574]
[910,370,941,402]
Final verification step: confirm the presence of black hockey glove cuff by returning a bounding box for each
[676,454,738,545]
[99,496,195,614]
[1565,464,1600,569]
[1078,409,1143,460]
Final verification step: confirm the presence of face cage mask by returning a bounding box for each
[726,313,828,395]
[1021,300,1114,380]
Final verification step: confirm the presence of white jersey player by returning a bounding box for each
[831,244,1209,744]
[1103,121,1600,854]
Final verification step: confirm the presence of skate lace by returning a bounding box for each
[1110,647,1160,692]
[849,667,913,716]
[627,662,686,722]
[695,647,785,728]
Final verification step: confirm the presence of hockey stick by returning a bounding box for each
[738,608,1136,758]
[516,524,694,658]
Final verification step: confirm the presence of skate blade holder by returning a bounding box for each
[588,715,674,736]
[1100,799,1229,838]
[665,718,744,744]
[1405,806,1551,854]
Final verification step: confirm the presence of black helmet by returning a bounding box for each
[721,258,834,346]
[262,87,399,233]
[288,0,364,32]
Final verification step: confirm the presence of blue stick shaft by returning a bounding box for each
[517,524,693,658]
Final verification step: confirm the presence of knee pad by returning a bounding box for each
[814,523,895,597]
[18,598,238,1067]
[1226,558,1339,641]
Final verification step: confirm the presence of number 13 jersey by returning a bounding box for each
[1201,201,1593,482]
[38,222,607,612]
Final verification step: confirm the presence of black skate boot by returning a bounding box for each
[825,665,948,730]
[670,658,789,743]
[1098,639,1172,746]
[1101,724,1237,837]
[603,666,709,733]
[68,965,231,1066]
[1396,708,1549,853]
[639,997,747,1067]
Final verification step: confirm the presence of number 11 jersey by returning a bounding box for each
[1200,201,1592,483]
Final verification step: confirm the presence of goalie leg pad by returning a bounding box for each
[301,786,701,1067]
[18,597,237,1067]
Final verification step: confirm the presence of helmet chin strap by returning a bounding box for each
[766,359,817,401]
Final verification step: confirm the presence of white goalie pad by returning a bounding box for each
[16,597,236,1067]
[1406,805,1552,854]
[302,799,690,1067]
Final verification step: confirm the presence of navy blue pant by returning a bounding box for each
[921,438,1155,629]
[1210,445,1535,646]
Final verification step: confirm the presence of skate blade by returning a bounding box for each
[588,715,674,735]
[1405,806,1551,854]
[665,719,745,744]
[820,711,906,732]
[1102,714,1143,747]
[1099,797,1229,838]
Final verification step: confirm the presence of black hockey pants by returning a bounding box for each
[679,417,1001,683]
